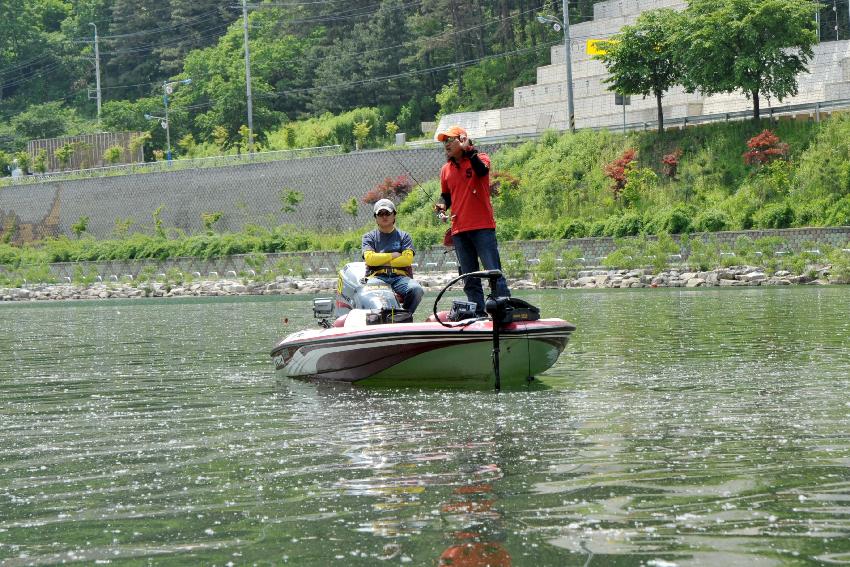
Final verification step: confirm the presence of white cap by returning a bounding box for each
[373,198,396,215]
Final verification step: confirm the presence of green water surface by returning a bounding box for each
[1,287,849,565]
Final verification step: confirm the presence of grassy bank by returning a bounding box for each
[3,115,850,282]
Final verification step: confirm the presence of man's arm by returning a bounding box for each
[465,147,489,177]
[364,250,396,266]
[435,174,452,214]
[362,231,393,266]
[389,249,413,268]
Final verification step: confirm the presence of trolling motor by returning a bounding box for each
[432,270,540,391]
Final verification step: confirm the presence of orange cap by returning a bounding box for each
[436,125,468,142]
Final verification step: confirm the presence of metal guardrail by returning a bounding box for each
[438,97,850,146]
[0,145,344,187]
[622,97,850,133]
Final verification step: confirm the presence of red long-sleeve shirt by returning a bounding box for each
[439,151,494,235]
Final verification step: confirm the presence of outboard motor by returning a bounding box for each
[335,262,403,315]
[313,262,411,327]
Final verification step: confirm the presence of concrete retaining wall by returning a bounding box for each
[0,147,453,243]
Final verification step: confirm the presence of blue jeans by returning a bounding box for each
[374,274,424,314]
[452,228,510,314]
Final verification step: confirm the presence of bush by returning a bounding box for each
[825,195,850,226]
[604,148,637,199]
[662,148,683,178]
[602,237,645,270]
[793,198,830,227]
[828,246,850,283]
[693,208,729,232]
[516,221,549,240]
[604,212,643,237]
[556,218,588,239]
[646,232,680,273]
[103,145,124,165]
[645,205,693,235]
[752,202,794,229]
[621,166,658,208]
[495,219,519,242]
[501,245,527,278]
[687,236,720,271]
[743,129,788,167]
[588,220,607,237]
[362,175,413,205]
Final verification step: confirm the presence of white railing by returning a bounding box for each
[1,145,344,187]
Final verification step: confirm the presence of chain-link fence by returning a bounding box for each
[1,144,509,242]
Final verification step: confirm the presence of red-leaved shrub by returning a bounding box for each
[362,174,414,205]
[604,148,637,198]
[662,148,683,178]
[743,129,788,167]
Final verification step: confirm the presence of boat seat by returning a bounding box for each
[343,309,369,328]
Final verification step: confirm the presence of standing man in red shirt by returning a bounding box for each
[434,125,510,315]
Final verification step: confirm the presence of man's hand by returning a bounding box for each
[391,252,401,259]
[434,202,449,222]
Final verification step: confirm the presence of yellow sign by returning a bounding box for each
[587,39,618,55]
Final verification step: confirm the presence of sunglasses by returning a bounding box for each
[375,210,395,217]
[442,136,458,144]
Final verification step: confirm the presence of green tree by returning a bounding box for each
[201,211,223,234]
[155,0,237,76]
[55,143,74,170]
[11,102,71,140]
[129,132,152,157]
[33,149,48,173]
[182,20,283,149]
[103,145,123,164]
[177,133,196,158]
[103,0,170,92]
[0,151,11,176]
[596,9,682,133]
[353,120,371,150]
[280,189,303,213]
[71,216,89,238]
[14,151,31,174]
[675,0,818,120]
[102,98,160,132]
[385,121,399,141]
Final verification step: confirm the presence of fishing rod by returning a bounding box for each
[387,151,449,222]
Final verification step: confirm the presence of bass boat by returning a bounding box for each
[271,262,575,389]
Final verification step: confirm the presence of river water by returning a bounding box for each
[1,287,849,566]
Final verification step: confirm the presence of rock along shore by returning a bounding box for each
[0,265,842,303]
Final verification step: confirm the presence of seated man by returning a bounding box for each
[361,198,425,314]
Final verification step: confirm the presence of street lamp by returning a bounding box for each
[144,113,169,157]
[157,78,192,161]
[538,0,575,132]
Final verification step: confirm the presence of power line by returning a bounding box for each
[257,41,557,99]
[97,13,222,40]
[99,22,235,56]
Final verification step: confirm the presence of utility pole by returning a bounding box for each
[89,22,102,126]
[242,0,255,154]
[562,0,575,132]
[537,1,576,133]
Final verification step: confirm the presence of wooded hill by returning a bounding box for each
[4,0,850,161]
[1,0,611,156]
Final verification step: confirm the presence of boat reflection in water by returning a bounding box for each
[271,263,575,390]
[438,470,511,567]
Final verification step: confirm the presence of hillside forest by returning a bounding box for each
[3,0,850,163]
